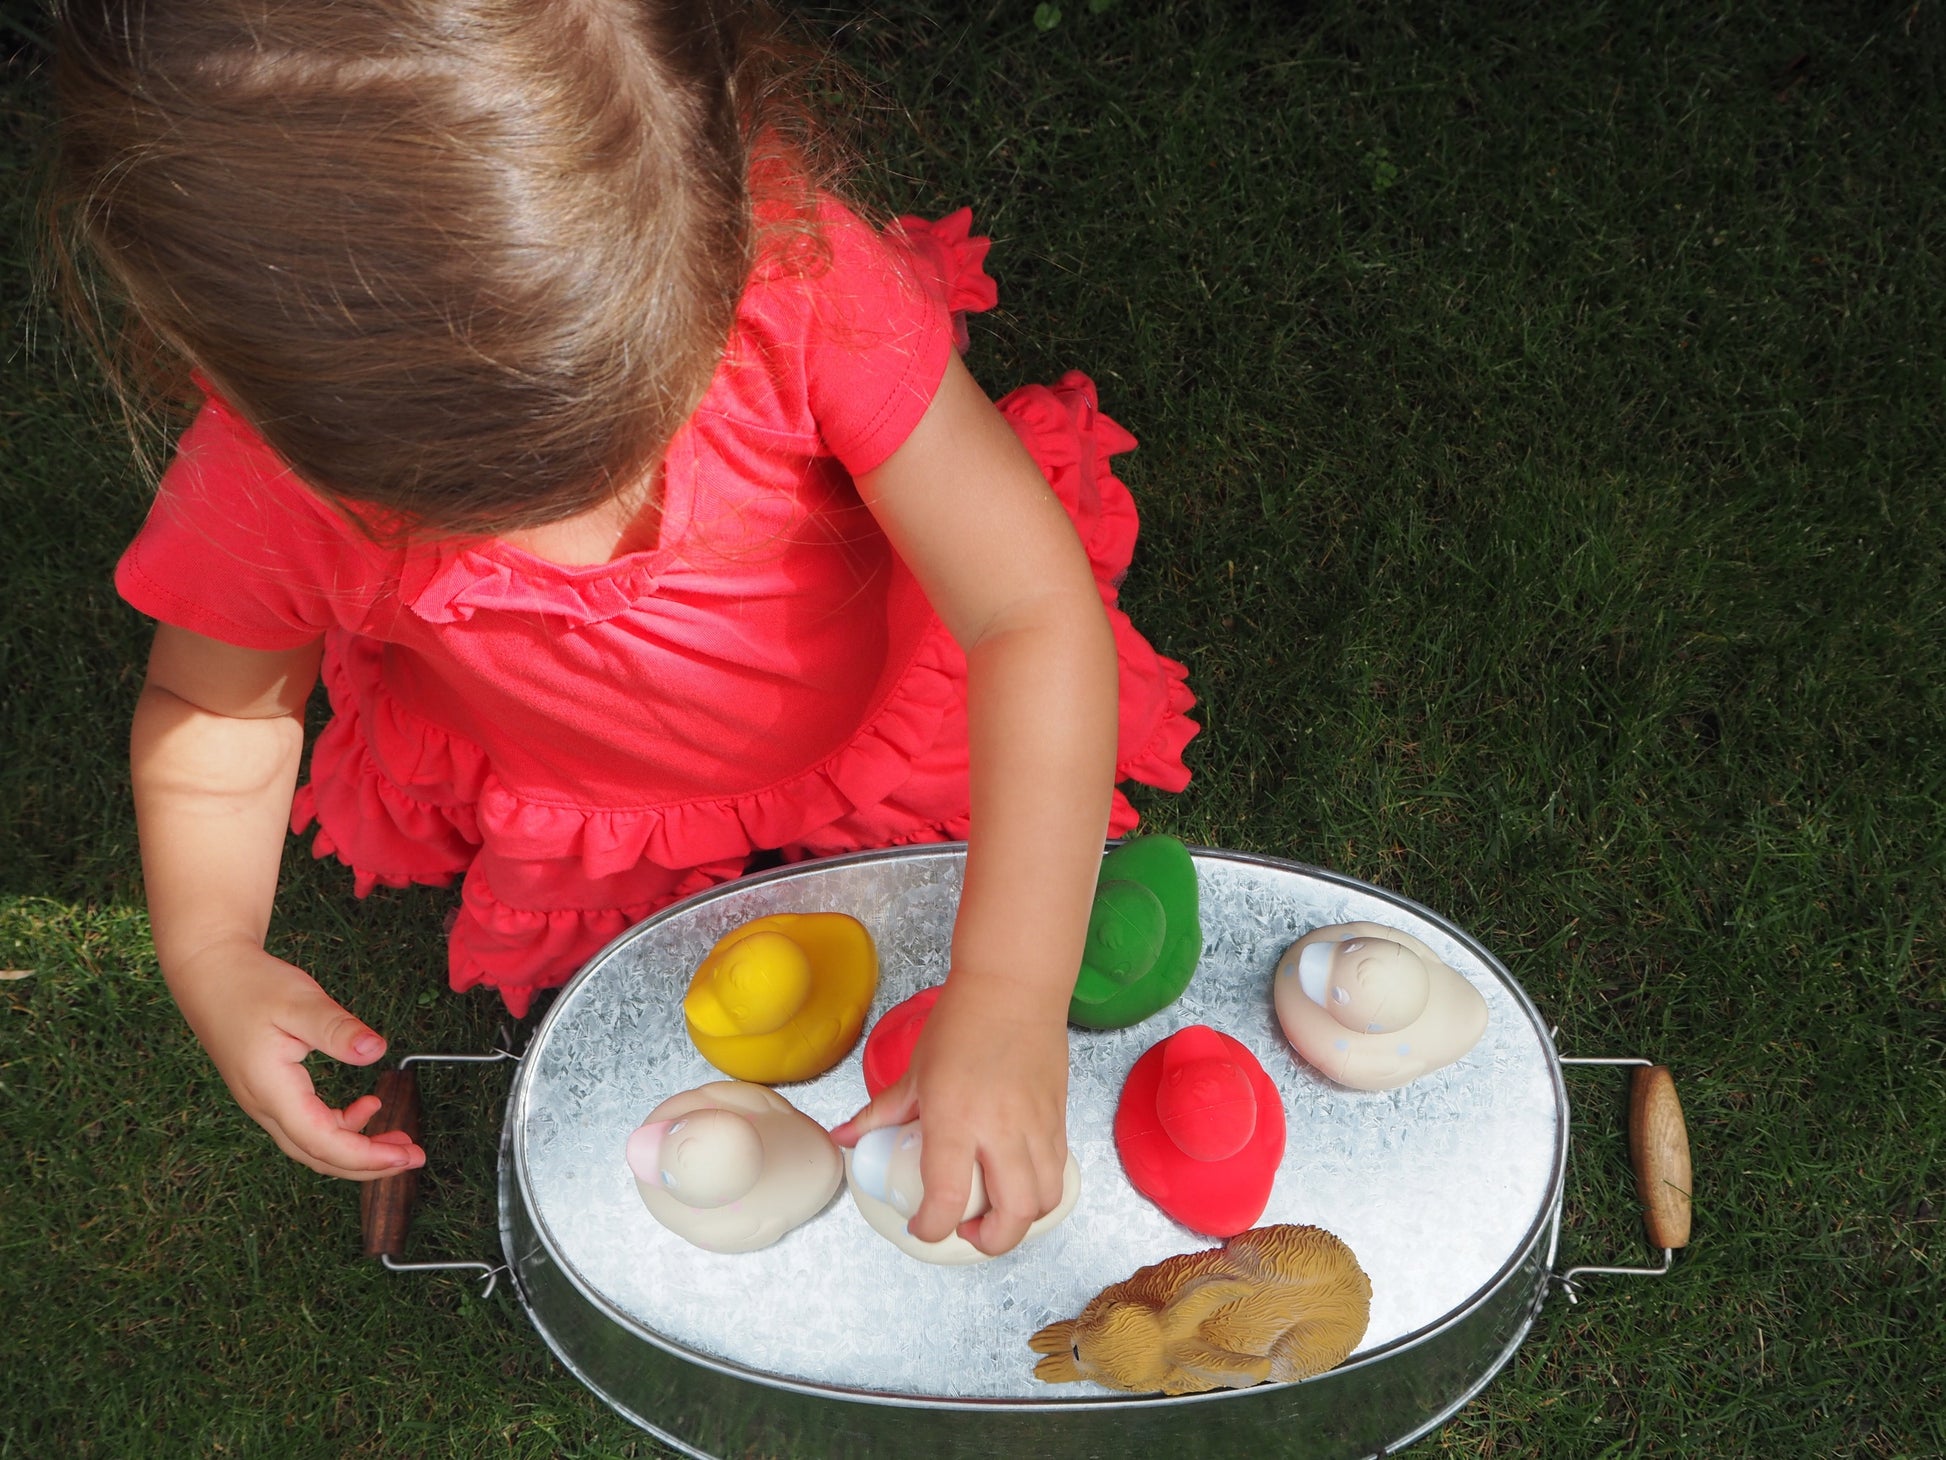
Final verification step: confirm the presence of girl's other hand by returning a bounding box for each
[171,939,425,1181]
[832,979,1068,1257]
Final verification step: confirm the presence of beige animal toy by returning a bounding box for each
[1028,1224,1371,1395]
[626,1081,843,1253]
[847,1119,1082,1265]
[1274,922,1488,1090]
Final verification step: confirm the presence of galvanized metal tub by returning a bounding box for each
[497,844,1567,1459]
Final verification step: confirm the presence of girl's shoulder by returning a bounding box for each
[115,393,402,649]
[722,189,997,478]
[741,187,933,337]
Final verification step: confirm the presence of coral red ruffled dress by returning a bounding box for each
[117,205,1198,1015]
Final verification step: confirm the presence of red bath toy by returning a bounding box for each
[861,985,943,1098]
[1114,1024,1286,1238]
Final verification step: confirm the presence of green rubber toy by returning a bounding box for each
[1067,835,1203,1029]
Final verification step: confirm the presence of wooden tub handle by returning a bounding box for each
[359,1068,423,1259]
[1628,1065,1692,1250]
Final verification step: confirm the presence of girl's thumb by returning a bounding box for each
[288,986,387,1066]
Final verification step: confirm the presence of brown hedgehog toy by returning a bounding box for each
[1028,1224,1371,1396]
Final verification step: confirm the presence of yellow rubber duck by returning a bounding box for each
[682,912,878,1084]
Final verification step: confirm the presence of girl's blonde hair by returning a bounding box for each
[54,0,835,536]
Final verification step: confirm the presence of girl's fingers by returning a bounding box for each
[276,1099,425,1179]
[340,1092,384,1133]
[267,1127,420,1183]
[958,1140,1042,1256]
[829,1079,920,1148]
[907,1127,978,1243]
[1034,1136,1068,1216]
[959,1208,1030,1256]
[250,1061,423,1179]
[274,980,387,1067]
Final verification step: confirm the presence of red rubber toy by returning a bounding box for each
[1114,1024,1286,1237]
[860,985,943,1098]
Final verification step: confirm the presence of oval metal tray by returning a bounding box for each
[501,844,1567,1458]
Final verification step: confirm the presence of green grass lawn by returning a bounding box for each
[4,1,1942,1455]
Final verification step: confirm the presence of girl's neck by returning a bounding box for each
[497,469,663,567]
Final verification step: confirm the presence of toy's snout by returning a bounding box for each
[626,1109,763,1209]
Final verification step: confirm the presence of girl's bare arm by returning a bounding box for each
[134,624,423,1179]
[835,353,1118,1255]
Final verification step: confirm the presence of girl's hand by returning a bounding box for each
[131,626,407,1180]
[832,979,1069,1256]
[170,937,425,1181]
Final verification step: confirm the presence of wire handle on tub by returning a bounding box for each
[1553,1055,1693,1303]
[359,1047,521,1299]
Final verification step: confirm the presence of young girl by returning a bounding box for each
[57,0,1195,1257]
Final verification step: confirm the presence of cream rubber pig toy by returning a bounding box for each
[626,1081,843,1253]
[846,1120,1082,1265]
[1274,922,1488,1091]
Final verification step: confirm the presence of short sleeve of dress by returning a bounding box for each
[793,201,957,477]
[115,397,391,651]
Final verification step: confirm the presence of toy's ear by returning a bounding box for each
[1028,1318,1076,1356]
[1028,1319,1079,1383]
[1032,1350,1081,1383]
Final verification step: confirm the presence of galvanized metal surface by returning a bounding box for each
[501,845,1568,1458]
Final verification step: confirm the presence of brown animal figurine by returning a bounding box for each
[1028,1224,1371,1395]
